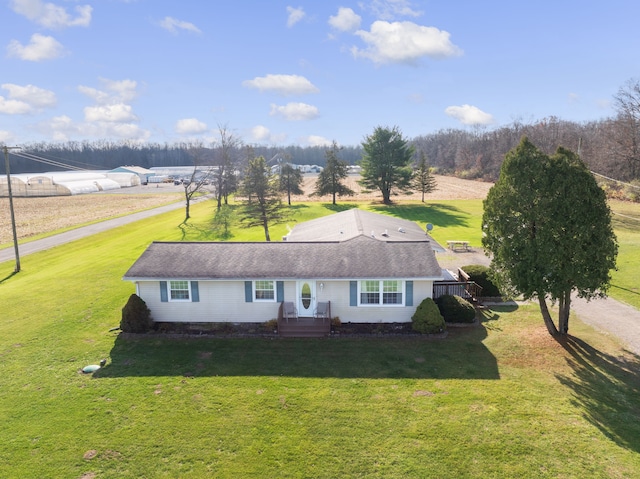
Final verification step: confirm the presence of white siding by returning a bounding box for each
[137,278,434,324]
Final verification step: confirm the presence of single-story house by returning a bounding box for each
[123,209,444,327]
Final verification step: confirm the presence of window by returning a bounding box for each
[360,280,380,304]
[254,280,275,301]
[169,280,190,301]
[359,280,403,306]
[383,280,403,304]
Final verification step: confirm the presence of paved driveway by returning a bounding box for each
[438,248,640,355]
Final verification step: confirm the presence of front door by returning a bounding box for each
[297,280,316,317]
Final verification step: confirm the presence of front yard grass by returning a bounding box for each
[0,199,639,477]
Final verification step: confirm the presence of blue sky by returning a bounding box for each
[0,0,638,147]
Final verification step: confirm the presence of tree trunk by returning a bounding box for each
[558,290,571,334]
[262,215,271,242]
[184,188,191,221]
[538,296,559,336]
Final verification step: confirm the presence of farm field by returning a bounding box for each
[0,193,639,478]
[0,175,488,245]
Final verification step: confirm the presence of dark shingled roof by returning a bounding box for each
[123,236,443,281]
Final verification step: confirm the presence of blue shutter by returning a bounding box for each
[405,281,413,307]
[191,281,200,302]
[276,281,284,302]
[245,281,253,302]
[160,281,168,302]
[350,281,357,306]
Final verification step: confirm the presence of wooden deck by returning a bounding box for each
[278,317,331,338]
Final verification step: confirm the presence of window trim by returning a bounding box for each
[169,280,191,302]
[253,280,276,302]
[357,280,405,306]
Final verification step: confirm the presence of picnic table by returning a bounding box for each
[447,240,471,251]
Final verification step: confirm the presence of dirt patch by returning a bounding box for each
[291,174,492,203]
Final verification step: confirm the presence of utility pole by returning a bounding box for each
[3,145,21,273]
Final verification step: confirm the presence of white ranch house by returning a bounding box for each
[123,210,446,333]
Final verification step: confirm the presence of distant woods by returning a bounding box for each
[5,78,640,185]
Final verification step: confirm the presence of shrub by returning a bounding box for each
[460,264,501,297]
[262,319,278,332]
[411,298,445,334]
[121,294,153,333]
[435,294,476,323]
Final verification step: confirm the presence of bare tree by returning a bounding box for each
[613,78,640,180]
[212,125,243,210]
[182,143,215,223]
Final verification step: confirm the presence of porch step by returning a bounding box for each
[278,317,330,338]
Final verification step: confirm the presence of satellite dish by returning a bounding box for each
[426,223,434,232]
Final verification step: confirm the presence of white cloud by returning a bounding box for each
[78,78,138,104]
[363,0,423,20]
[306,135,332,147]
[84,104,138,123]
[7,33,65,61]
[445,104,494,126]
[251,125,271,141]
[329,7,361,32]
[270,102,319,121]
[10,0,92,29]
[42,114,151,142]
[0,130,14,143]
[2,83,56,108]
[249,125,287,144]
[159,16,202,35]
[286,6,305,27]
[568,92,579,104]
[175,118,208,135]
[352,21,462,64]
[242,74,319,96]
[0,97,32,115]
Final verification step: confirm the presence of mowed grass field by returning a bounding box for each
[0,180,639,477]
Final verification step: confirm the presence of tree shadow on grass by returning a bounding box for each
[556,336,640,453]
[323,203,358,213]
[96,324,499,380]
[370,203,471,229]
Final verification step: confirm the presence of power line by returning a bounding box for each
[591,171,640,190]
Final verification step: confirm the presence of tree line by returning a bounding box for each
[4,79,640,185]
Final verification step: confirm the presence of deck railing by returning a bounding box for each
[433,281,483,302]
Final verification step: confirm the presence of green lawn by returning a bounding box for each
[1,199,639,478]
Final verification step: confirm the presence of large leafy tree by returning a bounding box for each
[313,140,354,205]
[482,137,618,336]
[239,153,289,241]
[412,150,437,202]
[278,163,304,205]
[358,126,414,204]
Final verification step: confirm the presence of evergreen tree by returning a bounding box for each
[278,163,304,205]
[482,137,618,336]
[412,151,437,202]
[359,126,414,204]
[313,141,354,205]
[239,154,289,241]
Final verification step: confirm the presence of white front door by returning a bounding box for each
[297,280,316,317]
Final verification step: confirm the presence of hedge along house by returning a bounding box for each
[123,210,444,333]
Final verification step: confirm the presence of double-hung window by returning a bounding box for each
[169,280,191,301]
[254,280,275,301]
[359,280,403,306]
